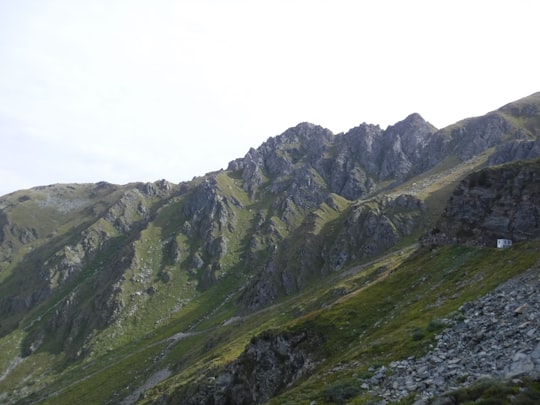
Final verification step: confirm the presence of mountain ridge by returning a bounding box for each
[1,91,540,404]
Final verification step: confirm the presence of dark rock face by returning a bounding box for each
[455,113,513,160]
[424,159,540,247]
[171,330,322,405]
[423,113,514,170]
[423,93,540,170]
[324,195,425,272]
[181,177,239,288]
[379,113,437,179]
[228,123,335,199]
[488,136,540,165]
[240,194,425,311]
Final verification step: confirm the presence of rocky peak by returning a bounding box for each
[174,329,323,405]
[378,113,437,179]
[229,122,333,170]
[339,123,382,159]
[276,121,333,145]
[228,113,438,203]
[384,113,437,154]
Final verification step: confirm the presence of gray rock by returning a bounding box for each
[422,159,540,247]
[531,344,540,371]
[505,352,535,377]
[356,266,540,402]
[180,330,322,405]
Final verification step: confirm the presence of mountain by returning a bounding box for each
[424,158,540,247]
[1,92,540,404]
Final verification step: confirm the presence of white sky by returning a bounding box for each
[0,0,539,197]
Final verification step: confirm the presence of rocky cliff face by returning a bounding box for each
[170,329,322,405]
[0,180,179,357]
[228,115,438,202]
[424,158,540,247]
[323,194,425,271]
[215,115,439,310]
[238,193,426,311]
[488,136,540,165]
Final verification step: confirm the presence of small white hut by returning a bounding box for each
[497,239,512,249]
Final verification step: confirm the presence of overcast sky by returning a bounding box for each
[0,0,539,196]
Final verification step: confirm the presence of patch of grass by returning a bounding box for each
[440,377,540,404]
[35,343,165,404]
[321,377,363,404]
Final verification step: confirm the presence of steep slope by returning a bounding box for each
[0,92,540,404]
[422,92,540,168]
[149,246,540,404]
[152,157,540,405]
[488,91,540,164]
[0,181,179,359]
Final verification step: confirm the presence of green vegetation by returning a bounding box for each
[321,377,363,404]
[439,377,540,404]
[2,93,540,403]
[4,212,539,404]
[268,242,540,404]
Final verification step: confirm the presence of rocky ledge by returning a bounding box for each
[360,263,540,403]
[174,330,323,405]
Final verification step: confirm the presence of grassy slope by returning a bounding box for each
[270,242,540,404]
[0,174,258,403]
[7,239,539,404]
[3,93,540,403]
[0,162,520,404]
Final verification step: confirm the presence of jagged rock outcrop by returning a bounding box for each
[486,94,540,164]
[229,115,438,203]
[424,93,540,171]
[324,194,425,271]
[164,329,323,405]
[378,113,437,179]
[424,158,540,247]
[181,176,240,287]
[240,194,425,310]
[421,113,512,172]
[455,113,513,161]
[488,136,540,165]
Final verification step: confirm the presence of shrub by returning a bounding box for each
[322,378,362,404]
[426,319,446,333]
[411,327,426,341]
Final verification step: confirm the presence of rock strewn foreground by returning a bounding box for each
[362,263,540,403]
